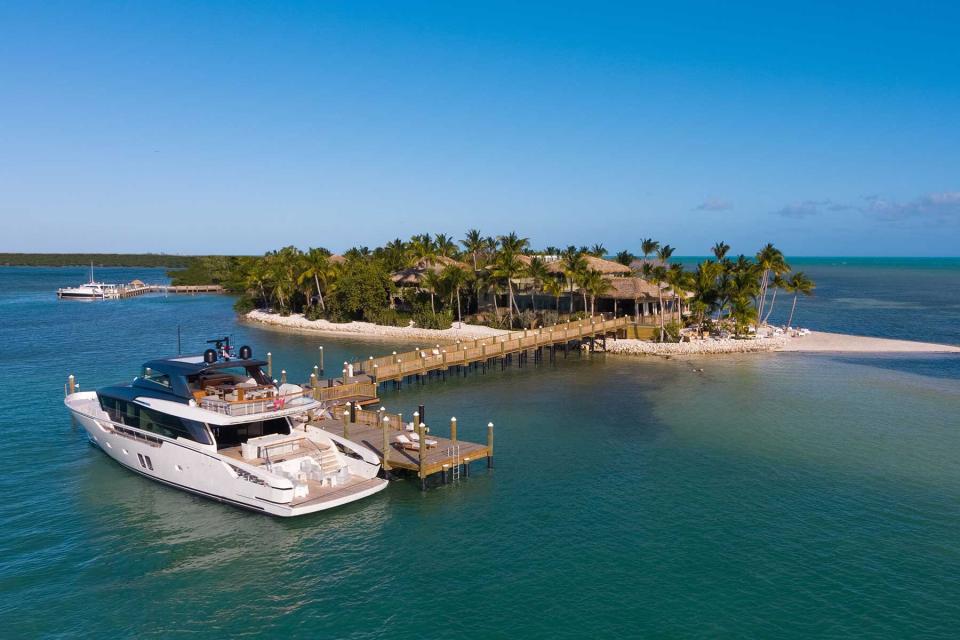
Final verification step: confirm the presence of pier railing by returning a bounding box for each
[313,381,377,403]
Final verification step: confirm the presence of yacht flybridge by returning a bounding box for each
[64,339,387,516]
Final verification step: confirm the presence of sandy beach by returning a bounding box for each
[777,331,960,353]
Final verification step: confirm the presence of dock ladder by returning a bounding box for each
[447,444,462,482]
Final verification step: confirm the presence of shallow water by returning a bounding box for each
[1,265,959,638]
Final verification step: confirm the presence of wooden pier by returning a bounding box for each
[348,315,629,384]
[308,404,492,489]
[280,379,491,488]
[115,284,224,298]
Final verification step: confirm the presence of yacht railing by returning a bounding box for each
[200,390,315,417]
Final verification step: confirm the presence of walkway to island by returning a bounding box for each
[346,315,630,383]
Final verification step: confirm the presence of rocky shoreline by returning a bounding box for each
[601,336,789,356]
[245,310,507,342]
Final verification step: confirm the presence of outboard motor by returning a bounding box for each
[203,348,218,364]
[238,345,253,359]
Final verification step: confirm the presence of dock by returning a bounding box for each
[276,377,491,488]
[347,315,629,384]
[114,284,224,298]
[308,403,492,489]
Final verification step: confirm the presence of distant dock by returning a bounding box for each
[113,284,224,298]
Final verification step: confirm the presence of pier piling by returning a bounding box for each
[487,422,494,468]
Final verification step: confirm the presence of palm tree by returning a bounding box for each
[691,260,721,330]
[755,243,789,324]
[647,264,668,340]
[589,243,606,258]
[408,233,436,264]
[712,241,731,262]
[462,229,484,271]
[728,257,762,336]
[441,264,470,325]
[762,273,787,324]
[524,256,550,311]
[583,269,612,316]
[265,246,301,312]
[785,272,815,328]
[297,247,332,311]
[640,238,660,262]
[543,276,565,312]
[655,245,676,324]
[245,258,270,308]
[434,233,458,258]
[420,269,444,315]
[499,231,530,255]
[380,238,409,272]
[492,249,524,327]
[561,248,588,312]
[615,250,634,266]
[666,263,692,326]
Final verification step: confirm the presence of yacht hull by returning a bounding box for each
[66,393,388,516]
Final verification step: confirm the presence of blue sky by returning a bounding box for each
[1,1,958,256]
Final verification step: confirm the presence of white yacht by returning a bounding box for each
[65,340,388,516]
[56,263,121,299]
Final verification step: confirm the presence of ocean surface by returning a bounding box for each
[1,261,959,639]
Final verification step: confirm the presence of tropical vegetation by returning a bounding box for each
[182,231,813,339]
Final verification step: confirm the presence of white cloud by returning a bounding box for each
[695,198,732,211]
[861,192,960,223]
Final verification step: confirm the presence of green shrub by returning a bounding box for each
[660,321,681,343]
[326,258,396,321]
[413,309,452,330]
[366,307,410,327]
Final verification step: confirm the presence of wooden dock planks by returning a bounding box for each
[311,414,489,478]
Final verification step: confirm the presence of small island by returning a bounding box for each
[169,231,957,355]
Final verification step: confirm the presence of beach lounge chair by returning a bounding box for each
[409,431,438,448]
[395,434,419,451]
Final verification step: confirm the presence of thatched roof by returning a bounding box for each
[546,255,631,276]
[391,256,470,286]
[628,258,666,272]
[329,254,346,264]
[599,277,665,300]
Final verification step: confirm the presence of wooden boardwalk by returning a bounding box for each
[116,284,224,298]
[349,315,629,383]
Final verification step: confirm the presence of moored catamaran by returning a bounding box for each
[56,262,122,300]
[64,338,388,516]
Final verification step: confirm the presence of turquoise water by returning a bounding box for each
[1,264,959,638]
